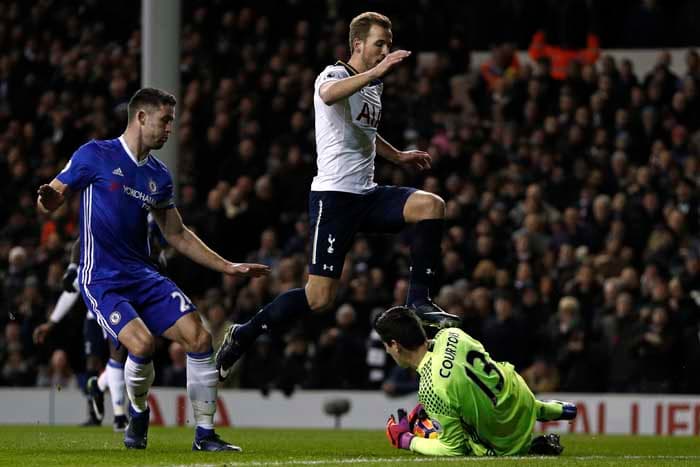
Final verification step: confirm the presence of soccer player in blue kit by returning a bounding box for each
[37,88,270,451]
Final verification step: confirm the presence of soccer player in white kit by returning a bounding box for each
[217,11,459,380]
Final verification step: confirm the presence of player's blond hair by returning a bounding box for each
[348,12,391,53]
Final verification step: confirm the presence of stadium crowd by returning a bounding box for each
[2,1,700,398]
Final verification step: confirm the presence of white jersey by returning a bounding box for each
[311,61,383,194]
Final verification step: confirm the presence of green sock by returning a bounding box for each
[536,400,564,421]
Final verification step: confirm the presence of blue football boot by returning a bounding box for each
[124,406,150,449]
[192,429,242,452]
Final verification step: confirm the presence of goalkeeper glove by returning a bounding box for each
[385,408,414,450]
[62,264,78,292]
[407,403,426,431]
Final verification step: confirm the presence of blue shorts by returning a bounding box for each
[79,275,196,345]
[83,313,107,358]
[308,186,416,278]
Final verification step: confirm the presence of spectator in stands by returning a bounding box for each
[481,290,531,370]
[521,357,560,393]
[36,349,75,389]
[161,342,187,387]
[276,331,309,395]
[308,304,367,389]
[601,292,643,392]
[238,333,279,392]
[633,306,676,393]
[382,365,419,397]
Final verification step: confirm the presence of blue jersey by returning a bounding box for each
[57,137,174,285]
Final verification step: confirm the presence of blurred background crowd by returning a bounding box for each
[2,0,700,397]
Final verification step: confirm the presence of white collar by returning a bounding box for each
[119,135,149,167]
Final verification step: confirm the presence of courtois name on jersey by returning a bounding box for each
[311,62,383,194]
[56,137,174,284]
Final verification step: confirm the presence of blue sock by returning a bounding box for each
[235,288,311,347]
[407,219,443,306]
[195,426,215,441]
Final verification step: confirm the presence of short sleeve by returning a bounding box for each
[56,143,97,191]
[315,67,348,93]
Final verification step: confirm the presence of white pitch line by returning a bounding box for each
[171,455,700,467]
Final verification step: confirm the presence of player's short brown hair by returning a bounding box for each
[374,306,427,350]
[128,87,176,121]
[348,11,391,52]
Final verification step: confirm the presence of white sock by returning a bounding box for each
[97,371,108,392]
[187,350,218,430]
[106,359,126,416]
[125,354,154,413]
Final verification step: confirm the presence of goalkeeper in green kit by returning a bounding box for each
[375,306,577,456]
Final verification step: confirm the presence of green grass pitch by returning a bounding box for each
[1,426,699,466]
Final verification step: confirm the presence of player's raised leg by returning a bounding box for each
[403,191,460,328]
[216,191,349,379]
[163,313,241,452]
[216,277,332,380]
[535,400,578,422]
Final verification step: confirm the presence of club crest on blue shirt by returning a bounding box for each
[109,311,121,325]
[148,179,157,193]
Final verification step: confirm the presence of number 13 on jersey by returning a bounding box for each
[464,350,504,406]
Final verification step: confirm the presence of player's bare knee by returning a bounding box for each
[130,334,155,358]
[406,192,445,222]
[421,193,445,219]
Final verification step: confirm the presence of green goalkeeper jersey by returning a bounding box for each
[410,328,537,456]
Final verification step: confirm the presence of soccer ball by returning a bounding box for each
[412,416,441,439]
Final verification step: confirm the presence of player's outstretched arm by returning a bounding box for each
[151,207,270,277]
[34,289,81,344]
[37,178,69,214]
[319,50,411,105]
[376,134,432,170]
